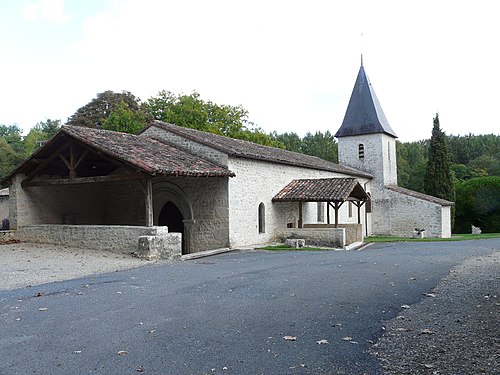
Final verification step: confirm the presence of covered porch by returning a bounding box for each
[272,178,369,248]
[4,126,234,259]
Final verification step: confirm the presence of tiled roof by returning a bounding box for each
[273,178,369,202]
[146,121,373,179]
[0,188,8,196]
[386,185,454,206]
[61,126,235,177]
[335,64,397,138]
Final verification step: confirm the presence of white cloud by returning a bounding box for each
[21,0,68,24]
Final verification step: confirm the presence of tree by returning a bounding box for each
[301,131,338,163]
[0,138,24,186]
[23,119,62,156]
[271,132,303,153]
[424,114,455,202]
[397,140,428,192]
[454,176,500,233]
[143,90,283,148]
[67,91,145,129]
[0,125,24,154]
[103,100,149,134]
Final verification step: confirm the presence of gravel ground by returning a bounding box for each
[0,242,148,291]
[372,250,500,375]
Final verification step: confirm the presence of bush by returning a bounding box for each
[454,176,500,233]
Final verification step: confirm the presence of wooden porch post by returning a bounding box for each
[357,202,361,224]
[298,201,303,228]
[145,178,153,227]
[327,201,330,225]
[334,201,340,228]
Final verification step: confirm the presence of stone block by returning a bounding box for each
[285,238,305,248]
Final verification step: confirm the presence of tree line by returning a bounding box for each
[1,90,498,232]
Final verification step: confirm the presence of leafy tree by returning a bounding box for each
[271,131,303,153]
[397,140,428,192]
[103,100,149,134]
[0,125,24,154]
[0,138,24,186]
[24,119,62,156]
[424,114,455,202]
[67,91,144,129]
[454,176,500,233]
[143,90,283,148]
[302,131,338,163]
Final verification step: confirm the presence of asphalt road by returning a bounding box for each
[1,239,498,375]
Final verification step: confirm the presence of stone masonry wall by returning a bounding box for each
[227,157,370,248]
[338,133,397,188]
[373,188,451,238]
[152,176,230,253]
[15,225,174,254]
[9,174,107,229]
[0,196,8,224]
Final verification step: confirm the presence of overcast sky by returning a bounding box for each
[1,0,498,142]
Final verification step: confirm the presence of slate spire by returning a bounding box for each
[335,63,397,138]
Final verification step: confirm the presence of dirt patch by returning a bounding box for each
[0,242,148,291]
[372,251,500,374]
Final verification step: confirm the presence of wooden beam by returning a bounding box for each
[144,178,154,227]
[298,201,303,228]
[23,174,145,187]
[327,201,330,225]
[22,143,70,185]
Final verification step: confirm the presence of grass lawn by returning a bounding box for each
[257,233,500,251]
[365,233,500,242]
[257,245,335,251]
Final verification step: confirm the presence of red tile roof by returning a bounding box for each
[146,122,373,179]
[61,126,235,177]
[273,178,368,202]
[386,185,454,206]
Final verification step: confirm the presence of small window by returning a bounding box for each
[258,202,265,233]
[317,202,324,222]
[348,201,353,218]
[388,141,391,161]
[358,144,365,159]
[366,193,372,213]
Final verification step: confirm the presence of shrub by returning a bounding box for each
[454,176,500,233]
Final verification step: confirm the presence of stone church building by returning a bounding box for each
[3,63,452,259]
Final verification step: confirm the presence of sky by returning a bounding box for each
[0,0,499,142]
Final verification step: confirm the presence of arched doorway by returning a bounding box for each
[158,201,186,254]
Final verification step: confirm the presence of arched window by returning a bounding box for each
[358,144,365,159]
[258,203,265,233]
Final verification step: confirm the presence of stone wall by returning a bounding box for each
[303,223,363,244]
[0,193,8,225]
[152,176,230,253]
[276,227,346,248]
[227,157,370,248]
[15,225,181,259]
[372,188,451,238]
[338,133,397,188]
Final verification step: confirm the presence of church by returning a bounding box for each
[3,62,453,259]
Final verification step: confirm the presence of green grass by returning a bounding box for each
[365,233,500,243]
[257,245,333,251]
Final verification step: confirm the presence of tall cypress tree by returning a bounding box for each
[424,114,455,202]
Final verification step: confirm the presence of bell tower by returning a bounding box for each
[335,60,398,189]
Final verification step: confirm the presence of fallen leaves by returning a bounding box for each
[38,307,48,311]
[117,350,129,356]
[316,339,329,345]
[420,329,435,335]
[401,305,411,309]
[283,336,297,341]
